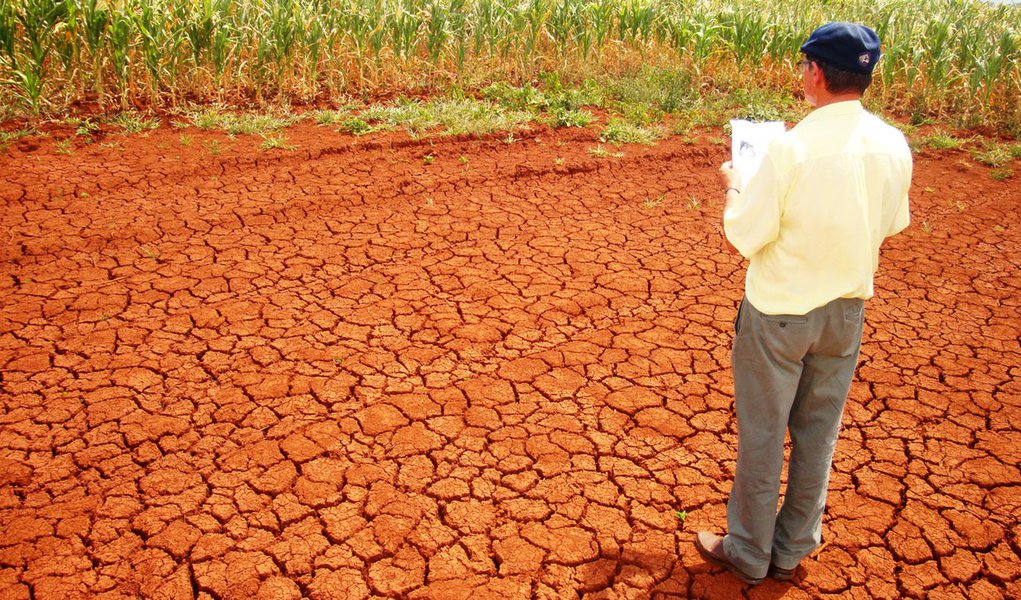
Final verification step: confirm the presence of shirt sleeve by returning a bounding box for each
[723,153,785,259]
[885,156,912,237]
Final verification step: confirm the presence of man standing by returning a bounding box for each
[695,23,912,585]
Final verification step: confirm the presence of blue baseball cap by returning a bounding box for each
[800,22,881,74]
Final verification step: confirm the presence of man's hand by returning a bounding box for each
[719,161,740,191]
[719,162,741,255]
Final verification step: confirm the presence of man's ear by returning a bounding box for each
[809,63,827,92]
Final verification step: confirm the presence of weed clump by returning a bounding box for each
[600,119,663,146]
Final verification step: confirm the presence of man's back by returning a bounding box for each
[724,100,912,315]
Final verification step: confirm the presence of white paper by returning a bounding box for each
[730,119,786,189]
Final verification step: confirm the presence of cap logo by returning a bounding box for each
[859,52,871,66]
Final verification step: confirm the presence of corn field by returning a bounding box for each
[0,0,1019,132]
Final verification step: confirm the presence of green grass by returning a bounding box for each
[70,118,100,139]
[603,68,699,116]
[353,97,534,138]
[185,106,299,136]
[481,79,603,113]
[973,143,1014,168]
[311,109,354,125]
[0,127,36,149]
[338,117,381,135]
[724,87,802,123]
[544,107,596,128]
[259,133,297,151]
[600,119,663,145]
[990,167,1013,181]
[918,130,967,151]
[109,111,161,133]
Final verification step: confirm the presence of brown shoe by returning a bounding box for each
[694,532,764,586]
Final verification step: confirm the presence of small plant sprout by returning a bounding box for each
[643,194,664,209]
[179,134,193,146]
[259,134,296,151]
[0,127,36,149]
[503,132,517,144]
[73,118,100,138]
[313,109,351,125]
[687,196,702,210]
[55,139,73,154]
[588,145,624,158]
[458,155,469,165]
[202,139,222,156]
[423,154,435,164]
[140,246,160,260]
[554,157,565,166]
[340,117,373,135]
[921,220,933,234]
[111,112,160,133]
[990,167,1013,181]
[675,510,688,526]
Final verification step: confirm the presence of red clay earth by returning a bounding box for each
[0,118,1018,600]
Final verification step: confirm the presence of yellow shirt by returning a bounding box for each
[723,100,912,315]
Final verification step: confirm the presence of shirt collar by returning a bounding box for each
[798,100,864,127]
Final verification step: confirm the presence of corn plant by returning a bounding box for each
[0,0,16,68]
[724,9,770,66]
[0,0,1019,135]
[9,0,66,112]
[617,0,655,46]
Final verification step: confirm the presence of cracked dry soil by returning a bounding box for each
[0,121,1019,600]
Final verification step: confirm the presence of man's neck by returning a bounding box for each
[812,92,863,108]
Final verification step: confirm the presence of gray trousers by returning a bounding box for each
[722,296,864,578]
